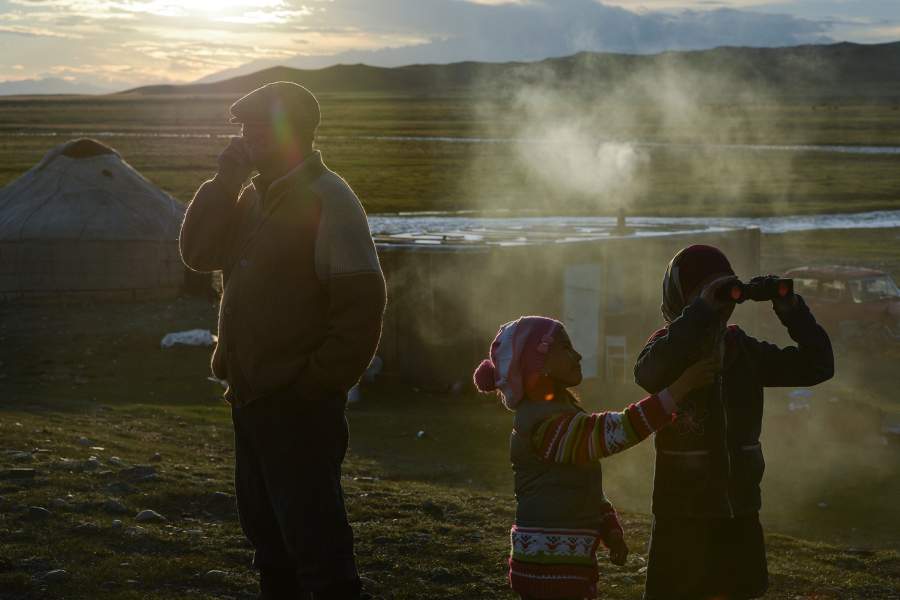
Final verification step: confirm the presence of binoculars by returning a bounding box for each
[715,277,794,304]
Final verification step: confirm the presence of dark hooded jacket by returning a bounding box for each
[634,258,834,517]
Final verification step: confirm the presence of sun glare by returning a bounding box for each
[181,0,280,9]
[136,0,290,17]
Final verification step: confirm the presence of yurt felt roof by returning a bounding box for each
[0,138,184,242]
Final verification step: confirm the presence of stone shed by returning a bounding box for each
[374,221,761,389]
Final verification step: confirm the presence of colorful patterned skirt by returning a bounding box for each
[509,525,602,599]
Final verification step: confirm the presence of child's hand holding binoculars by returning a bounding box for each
[747,275,799,315]
[701,274,797,313]
[667,358,717,402]
[699,275,740,309]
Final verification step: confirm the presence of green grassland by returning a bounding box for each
[1,299,898,600]
[1,94,899,215]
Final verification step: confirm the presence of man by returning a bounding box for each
[180,82,386,599]
[633,245,833,600]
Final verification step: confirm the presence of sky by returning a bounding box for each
[0,0,898,92]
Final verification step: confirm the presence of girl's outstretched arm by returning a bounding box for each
[531,390,677,463]
[532,359,715,464]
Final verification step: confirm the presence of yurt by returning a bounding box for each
[0,139,186,300]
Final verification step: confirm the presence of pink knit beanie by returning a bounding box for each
[473,316,562,410]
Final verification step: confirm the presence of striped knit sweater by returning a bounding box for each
[508,389,678,599]
[532,389,677,465]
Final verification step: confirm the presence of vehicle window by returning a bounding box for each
[849,276,900,303]
[793,278,819,297]
[820,280,846,302]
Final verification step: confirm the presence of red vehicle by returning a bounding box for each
[783,266,900,343]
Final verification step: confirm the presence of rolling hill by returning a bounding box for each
[121,42,900,102]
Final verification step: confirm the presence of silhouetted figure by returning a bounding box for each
[180,82,386,600]
[635,245,834,600]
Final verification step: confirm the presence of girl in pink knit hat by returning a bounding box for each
[474,316,713,600]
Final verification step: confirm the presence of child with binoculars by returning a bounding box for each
[635,244,834,600]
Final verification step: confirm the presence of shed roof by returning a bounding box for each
[374,222,738,251]
[0,138,184,242]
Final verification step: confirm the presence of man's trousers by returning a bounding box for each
[231,389,358,595]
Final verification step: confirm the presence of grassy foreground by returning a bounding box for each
[1,396,898,600]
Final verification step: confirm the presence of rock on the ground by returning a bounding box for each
[82,457,101,471]
[111,519,123,529]
[51,458,76,471]
[27,506,51,520]
[49,498,69,509]
[77,437,92,446]
[204,569,228,581]
[41,569,70,583]
[0,468,36,480]
[135,509,166,522]
[430,567,454,583]
[11,451,33,462]
[149,452,162,462]
[107,456,126,467]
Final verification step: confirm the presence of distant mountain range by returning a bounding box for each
[190,5,837,86]
[120,42,900,102]
[0,77,114,96]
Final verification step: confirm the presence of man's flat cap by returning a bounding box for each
[229,81,321,133]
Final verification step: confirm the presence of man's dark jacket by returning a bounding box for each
[180,150,386,405]
[634,297,834,518]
